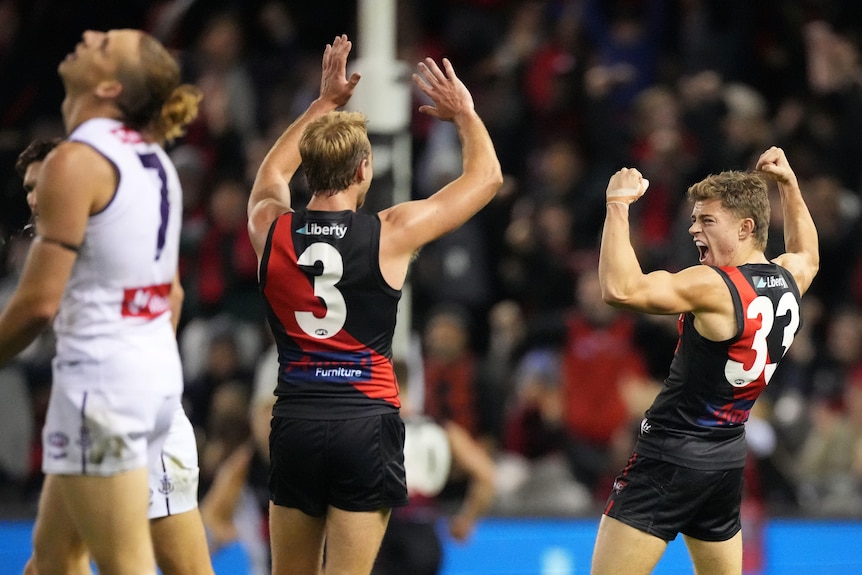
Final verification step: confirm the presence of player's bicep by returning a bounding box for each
[618,267,722,315]
[380,173,496,254]
[378,198,439,256]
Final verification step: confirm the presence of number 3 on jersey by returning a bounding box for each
[725,292,800,387]
[296,242,346,339]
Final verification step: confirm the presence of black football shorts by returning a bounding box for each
[602,453,743,542]
[269,412,408,516]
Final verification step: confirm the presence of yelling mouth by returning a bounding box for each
[695,241,709,263]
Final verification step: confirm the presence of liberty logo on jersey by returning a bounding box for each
[297,222,348,238]
[754,275,787,289]
[122,283,171,319]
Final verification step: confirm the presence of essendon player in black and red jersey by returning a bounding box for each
[246,35,502,575]
[592,147,818,575]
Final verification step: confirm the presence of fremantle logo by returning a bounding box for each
[159,474,175,495]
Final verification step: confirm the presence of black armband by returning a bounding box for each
[37,235,82,254]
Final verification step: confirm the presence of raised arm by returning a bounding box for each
[379,58,503,261]
[598,168,729,319]
[756,146,820,295]
[247,34,361,257]
[598,168,652,307]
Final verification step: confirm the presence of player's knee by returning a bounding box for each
[33,528,86,557]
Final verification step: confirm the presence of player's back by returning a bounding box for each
[261,208,401,419]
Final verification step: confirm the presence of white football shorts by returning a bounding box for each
[42,376,178,480]
[148,405,201,518]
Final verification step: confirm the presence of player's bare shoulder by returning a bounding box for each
[39,141,116,213]
[674,263,736,314]
[674,264,739,341]
[42,140,108,176]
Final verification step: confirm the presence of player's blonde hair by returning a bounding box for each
[300,111,371,195]
[116,31,201,144]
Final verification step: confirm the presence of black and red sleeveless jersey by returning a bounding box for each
[260,208,402,419]
[634,263,801,470]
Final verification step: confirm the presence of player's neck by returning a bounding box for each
[307,189,359,212]
[732,246,769,267]
[62,95,122,135]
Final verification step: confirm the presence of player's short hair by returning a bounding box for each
[300,111,371,195]
[687,170,770,250]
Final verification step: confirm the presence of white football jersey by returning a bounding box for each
[53,118,183,392]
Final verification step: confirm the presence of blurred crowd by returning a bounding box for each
[2,0,862,542]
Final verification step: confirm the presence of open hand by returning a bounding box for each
[320,34,361,108]
[412,57,474,121]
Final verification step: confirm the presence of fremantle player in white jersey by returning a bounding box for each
[0,30,210,575]
[16,137,212,575]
